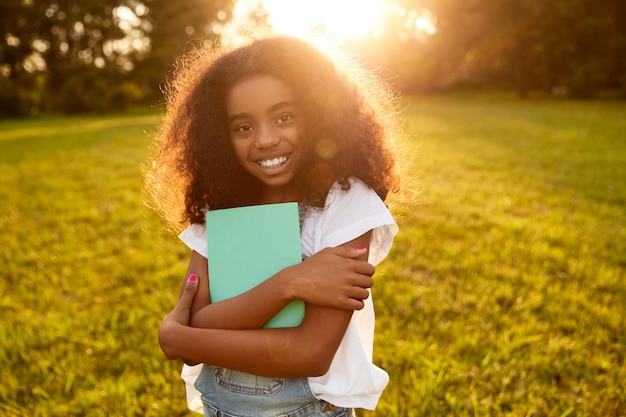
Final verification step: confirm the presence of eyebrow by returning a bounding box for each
[228,100,296,123]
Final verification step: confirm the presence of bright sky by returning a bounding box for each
[227,0,436,41]
[263,0,386,38]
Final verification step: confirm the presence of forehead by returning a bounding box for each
[226,75,295,116]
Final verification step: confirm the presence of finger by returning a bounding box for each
[354,274,374,289]
[348,286,370,301]
[351,260,375,277]
[344,298,366,311]
[347,246,368,259]
[325,245,368,259]
[176,274,199,310]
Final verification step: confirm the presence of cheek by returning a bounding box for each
[231,141,256,171]
[287,126,300,145]
[229,140,244,160]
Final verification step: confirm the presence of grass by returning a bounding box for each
[1,95,624,416]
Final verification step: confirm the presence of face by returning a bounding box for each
[226,75,302,203]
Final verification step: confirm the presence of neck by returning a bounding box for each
[260,186,300,204]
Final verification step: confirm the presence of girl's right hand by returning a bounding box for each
[286,246,375,311]
[158,274,199,361]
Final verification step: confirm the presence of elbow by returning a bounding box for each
[306,361,331,377]
[159,341,178,361]
[281,355,331,377]
[296,342,335,377]
[272,337,335,377]
[158,338,178,361]
[158,324,180,361]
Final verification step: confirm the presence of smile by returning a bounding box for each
[257,154,290,168]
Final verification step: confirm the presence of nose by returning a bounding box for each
[255,124,280,149]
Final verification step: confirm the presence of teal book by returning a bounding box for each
[205,202,304,328]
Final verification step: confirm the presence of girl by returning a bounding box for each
[146,35,402,417]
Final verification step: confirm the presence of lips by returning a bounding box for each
[257,154,290,168]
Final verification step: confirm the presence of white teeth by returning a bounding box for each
[258,155,288,168]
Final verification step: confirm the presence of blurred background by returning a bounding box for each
[1,0,625,118]
[1,1,625,416]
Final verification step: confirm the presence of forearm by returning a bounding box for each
[165,327,311,377]
[188,242,375,330]
[190,266,298,330]
[165,305,352,377]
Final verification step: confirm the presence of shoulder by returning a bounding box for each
[320,177,377,209]
[179,223,208,258]
[323,177,390,223]
[328,177,372,199]
[305,177,398,266]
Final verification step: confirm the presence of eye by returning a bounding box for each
[276,113,294,124]
[234,123,253,133]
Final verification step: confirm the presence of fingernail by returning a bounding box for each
[357,247,366,251]
[189,274,197,282]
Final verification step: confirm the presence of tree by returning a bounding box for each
[1,0,46,116]
[135,0,234,100]
[482,0,626,98]
[347,0,446,93]
[0,0,142,114]
[353,0,625,98]
[0,0,234,116]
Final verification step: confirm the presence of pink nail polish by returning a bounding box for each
[189,274,197,282]
[357,247,366,251]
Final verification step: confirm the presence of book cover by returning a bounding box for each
[205,202,304,328]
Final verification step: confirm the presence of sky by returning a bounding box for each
[223,0,436,42]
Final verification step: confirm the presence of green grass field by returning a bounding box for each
[1,95,624,416]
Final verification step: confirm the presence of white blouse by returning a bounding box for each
[178,177,398,412]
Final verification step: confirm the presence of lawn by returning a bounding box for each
[0,95,624,416]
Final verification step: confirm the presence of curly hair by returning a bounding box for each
[144,35,402,232]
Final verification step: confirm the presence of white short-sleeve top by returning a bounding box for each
[178,177,398,411]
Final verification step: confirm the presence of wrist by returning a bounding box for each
[278,265,299,302]
[281,264,313,303]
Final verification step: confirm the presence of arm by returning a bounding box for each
[182,251,295,331]
[159,232,373,377]
[187,244,374,330]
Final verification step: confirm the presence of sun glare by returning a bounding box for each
[262,0,386,39]
[219,0,437,44]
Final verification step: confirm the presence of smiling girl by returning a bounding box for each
[145,35,402,417]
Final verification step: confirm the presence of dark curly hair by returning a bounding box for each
[145,35,402,232]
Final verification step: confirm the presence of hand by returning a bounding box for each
[288,246,375,311]
[158,274,199,360]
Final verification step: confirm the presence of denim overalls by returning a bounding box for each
[195,366,354,416]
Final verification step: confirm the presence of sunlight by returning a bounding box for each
[263,0,386,39]
[401,7,436,38]
[416,16,436,35]
[219,0,437,44]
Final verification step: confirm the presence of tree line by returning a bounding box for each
[1,0,624,117]
[0,0,234,117]
[360,0,625,98]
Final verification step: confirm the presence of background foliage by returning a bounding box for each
[1,95,624,415]
[1,0,625,117]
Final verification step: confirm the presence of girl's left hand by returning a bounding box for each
[158,274,199,360]
[288,246,374,311]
